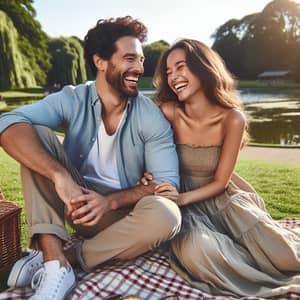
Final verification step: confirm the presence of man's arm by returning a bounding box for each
[71,102,179,227]
[107,183,156,209]
[1,124,60,179]
[0,123,82,214]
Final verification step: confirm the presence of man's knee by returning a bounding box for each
[137,195,182,240]
[33,125,54,139]
[33,124,57,142]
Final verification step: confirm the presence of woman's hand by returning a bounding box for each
[154,182,185,205]
[137,172,153,186]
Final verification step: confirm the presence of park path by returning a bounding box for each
[239,146,300,164]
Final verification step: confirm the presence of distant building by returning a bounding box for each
[257,70,291,83]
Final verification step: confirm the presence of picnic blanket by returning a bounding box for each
[1,218,300,300]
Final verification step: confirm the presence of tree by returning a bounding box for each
[143,40,169,77]
[48,37,87,86]
[212,17,255,77]
[212,0,300,79]
[0,0,51,86]
[0,11,36,89]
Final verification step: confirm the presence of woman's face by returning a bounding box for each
[166,48,202,102]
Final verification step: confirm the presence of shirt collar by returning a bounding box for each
[90,80,137,108]
[90,81,99,106]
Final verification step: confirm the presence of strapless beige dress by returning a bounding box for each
[170,144,300,297]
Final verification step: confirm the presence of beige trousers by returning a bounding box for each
[21,126,181,270]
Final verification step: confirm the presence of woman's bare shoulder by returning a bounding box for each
[159,101,178,123]
[224,108,246,128]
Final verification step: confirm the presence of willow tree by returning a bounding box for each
[0,11,36,89]
[48,37,87,86]
[0,0,51,86]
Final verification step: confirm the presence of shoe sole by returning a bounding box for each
[65,280,77,299]
[7,250,43,287]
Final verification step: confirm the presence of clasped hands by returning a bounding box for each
[54,173,110,227]
[139,172,183,205]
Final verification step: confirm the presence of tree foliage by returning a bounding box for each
[212,0,300,80]
[48,37,87,86]
[0,11,36,89]
[143,40,169,77]
[0,0,51,86]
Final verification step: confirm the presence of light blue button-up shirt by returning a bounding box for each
[0,81,179,189]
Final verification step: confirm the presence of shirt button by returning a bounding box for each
[79,154,83,158]
[92,137,95,141]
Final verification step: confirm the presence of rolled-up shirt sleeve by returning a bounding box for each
[0,90,71,135]
[143,106,179,189]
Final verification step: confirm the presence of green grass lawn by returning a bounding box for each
[236,160,300,219]
[0,90,46,100]
[1,148,299,249]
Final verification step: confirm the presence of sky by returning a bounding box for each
[33,0,297,47]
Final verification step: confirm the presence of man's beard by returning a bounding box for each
[106,61,138,98]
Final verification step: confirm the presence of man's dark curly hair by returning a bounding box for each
[84,16,148,77]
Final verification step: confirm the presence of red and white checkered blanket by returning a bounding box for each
[1,218,300,300]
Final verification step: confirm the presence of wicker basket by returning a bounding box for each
[0,199,22,270]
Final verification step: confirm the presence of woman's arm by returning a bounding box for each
[155,109,247,206]
[231,173,256,193]
[181,110,246,205]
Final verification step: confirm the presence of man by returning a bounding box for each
[0,16,181,300]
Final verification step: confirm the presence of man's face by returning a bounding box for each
[105,36,145,98]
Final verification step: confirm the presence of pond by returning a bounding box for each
[1,88,300,146]
[238,89,300,145]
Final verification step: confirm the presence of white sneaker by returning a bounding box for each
[7,249,43,287]
[29,260,76,300]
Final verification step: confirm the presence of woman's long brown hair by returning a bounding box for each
[153,39,249,147]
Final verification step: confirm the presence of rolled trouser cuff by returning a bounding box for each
[29,223,69,249]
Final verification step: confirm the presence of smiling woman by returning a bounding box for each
[150,38,300,298]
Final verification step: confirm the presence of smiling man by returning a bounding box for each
[0,16,181,300]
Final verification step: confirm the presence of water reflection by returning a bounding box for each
[238,89,293,104]
[246,99,300,145]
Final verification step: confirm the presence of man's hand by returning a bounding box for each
[154,182,184,205]
[53,172,84,215]
[70,187,111,226]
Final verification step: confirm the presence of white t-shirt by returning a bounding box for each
[80,115,124,189]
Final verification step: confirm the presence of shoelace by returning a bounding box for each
[31,267,67,300]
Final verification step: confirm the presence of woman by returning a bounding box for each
[148,39,300,297]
